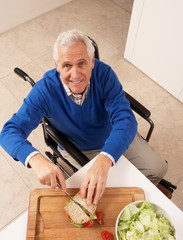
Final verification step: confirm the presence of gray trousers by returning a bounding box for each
[60,132,168,185]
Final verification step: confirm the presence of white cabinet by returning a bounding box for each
[124,0,183,103]
[0,0,72,34]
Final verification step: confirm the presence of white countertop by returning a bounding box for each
[1,155,182,239]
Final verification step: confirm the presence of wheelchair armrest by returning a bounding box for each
[125,91,150,119]
[125,91,154,142]
[14,67,35,87]
[44,119,90,167]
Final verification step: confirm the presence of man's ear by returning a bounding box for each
[53,59,60,73]
[92,54,95,69]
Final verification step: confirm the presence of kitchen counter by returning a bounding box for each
[1,155,182,239]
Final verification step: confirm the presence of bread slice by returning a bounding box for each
[64,191,97,224]
[73,192,97,215]
[65,200,90,224]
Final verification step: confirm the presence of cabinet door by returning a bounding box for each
[125,0,183,102]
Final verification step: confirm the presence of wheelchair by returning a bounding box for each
[14,38,176,198]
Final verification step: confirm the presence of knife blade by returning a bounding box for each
[57,181,80,205]
[57,182,90,216]
[64,190,81,205]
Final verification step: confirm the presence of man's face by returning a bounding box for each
[56,41,95,94]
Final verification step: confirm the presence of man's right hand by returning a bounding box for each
[29,153,66,191]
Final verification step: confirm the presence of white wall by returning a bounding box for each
[0,0,72,34]
[124,0,183,103]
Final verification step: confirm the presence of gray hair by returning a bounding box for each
[53,29,95,64]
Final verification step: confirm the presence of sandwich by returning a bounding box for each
[64,191,97,227]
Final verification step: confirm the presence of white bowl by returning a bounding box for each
[115,201,176,239]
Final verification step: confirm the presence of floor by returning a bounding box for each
[0,0,183,231]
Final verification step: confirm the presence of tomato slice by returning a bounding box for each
[101,230,112,240]
[84,220,93,228]
[67,215,71,219]
[96,211,103,224]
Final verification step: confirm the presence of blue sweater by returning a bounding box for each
[0,59,137,165]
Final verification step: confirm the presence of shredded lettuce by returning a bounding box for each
[70,220,84,227]
[89,213,97,220]
[65,200,72,206]
[117,201,176,240]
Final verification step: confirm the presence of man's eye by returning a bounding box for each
[79,61,86,66]
[64,64,71,68]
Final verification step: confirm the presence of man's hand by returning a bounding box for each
[80,154,112,205]
[29,153,66,191]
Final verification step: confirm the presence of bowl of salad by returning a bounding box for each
[115,200,176,239]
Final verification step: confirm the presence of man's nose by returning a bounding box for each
[71,66,80,79]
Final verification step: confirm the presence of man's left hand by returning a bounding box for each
[80,154,112,205]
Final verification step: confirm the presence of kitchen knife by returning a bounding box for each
[57,182,90,216]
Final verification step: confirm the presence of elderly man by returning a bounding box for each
[0,29,167,205]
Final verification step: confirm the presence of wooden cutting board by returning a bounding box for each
[27,187,144,240]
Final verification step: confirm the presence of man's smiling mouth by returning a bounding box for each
[70,80,82,84]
